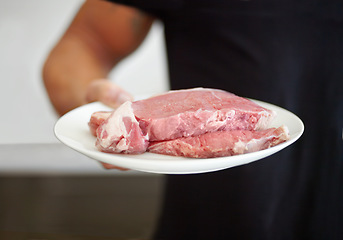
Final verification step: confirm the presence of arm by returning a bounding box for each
[42,0,155,116]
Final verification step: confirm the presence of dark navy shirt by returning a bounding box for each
[108,1,343,239]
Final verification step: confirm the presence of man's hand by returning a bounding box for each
[86,79,133,109]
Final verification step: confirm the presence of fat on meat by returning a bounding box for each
[148,126,289,158]
[94,88,276,154]
[88,111,111,136]
[95,101,149,154]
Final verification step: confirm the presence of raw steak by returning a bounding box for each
[95,101,149,154]
[148,126,289,158]
[88,111,111,136]
[133,88,275,140]
[94,88,276,154]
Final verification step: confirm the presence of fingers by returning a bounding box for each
[99,161,130,171]
[86,79,133,109]
[87,79,132,171]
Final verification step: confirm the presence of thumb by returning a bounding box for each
[86,79,133,109]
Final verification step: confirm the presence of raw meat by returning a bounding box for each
[94,88,276,154]
[133,88,275,140]
[148,126,289,158]
[88,111,111,136]
[95,101,149,154]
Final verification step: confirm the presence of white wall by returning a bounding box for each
[0,0,169,145]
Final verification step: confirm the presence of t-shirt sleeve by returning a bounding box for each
[105,0,182,18]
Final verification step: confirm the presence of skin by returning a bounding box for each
[42,0,155,116]
[42,0,155,169]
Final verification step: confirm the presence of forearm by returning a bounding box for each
[42,1,155,116]
[42,32,115,116]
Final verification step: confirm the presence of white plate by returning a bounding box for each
[54,100,304,174]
